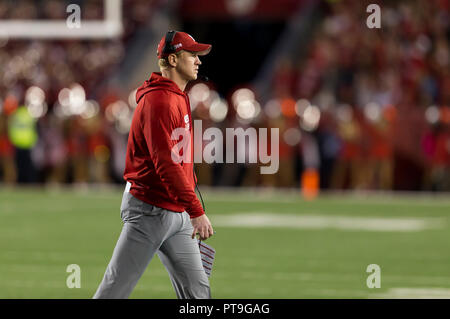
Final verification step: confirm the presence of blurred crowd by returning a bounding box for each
[0,0,449,192]
[259,0,450,192]
[0,0,159,185]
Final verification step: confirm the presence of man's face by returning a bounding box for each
[174,51,201,81]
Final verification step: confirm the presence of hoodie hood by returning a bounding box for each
[136,72,185,104]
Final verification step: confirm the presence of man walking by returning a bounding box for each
[94,31,214,299]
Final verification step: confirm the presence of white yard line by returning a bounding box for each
[212,213,445,232]
[373,288,450,299]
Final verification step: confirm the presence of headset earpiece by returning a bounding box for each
[163,30,177,55]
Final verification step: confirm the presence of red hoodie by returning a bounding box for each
[123,72,204,218]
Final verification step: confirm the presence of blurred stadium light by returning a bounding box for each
[209,98,229,123]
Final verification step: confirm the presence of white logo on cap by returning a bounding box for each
[184,114,190,130]
[174,43,182,49]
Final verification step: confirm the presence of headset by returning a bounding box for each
[162,30,177,56]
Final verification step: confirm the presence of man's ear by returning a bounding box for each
[168,53,178,67]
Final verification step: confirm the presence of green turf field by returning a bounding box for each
[1,186,450,299]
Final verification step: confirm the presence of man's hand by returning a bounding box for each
[191,214,214,240]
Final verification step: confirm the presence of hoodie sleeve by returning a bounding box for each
[143,94,205,218]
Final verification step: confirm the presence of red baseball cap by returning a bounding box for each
[157,31,212,59]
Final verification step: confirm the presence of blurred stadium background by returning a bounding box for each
[0,0,450,299]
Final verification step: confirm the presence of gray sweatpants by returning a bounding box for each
[93,189,211,299]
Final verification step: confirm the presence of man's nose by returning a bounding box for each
[196,56,201,65]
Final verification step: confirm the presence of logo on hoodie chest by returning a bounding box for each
[184,114,190,130]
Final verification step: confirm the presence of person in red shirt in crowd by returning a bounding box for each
[0,112,16,184]
[94,31,214,299]
[422,122,450,191]
[65,117,89,183]
[331,104,365,189]
[364,105,395,190]
[86,114,112,183]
